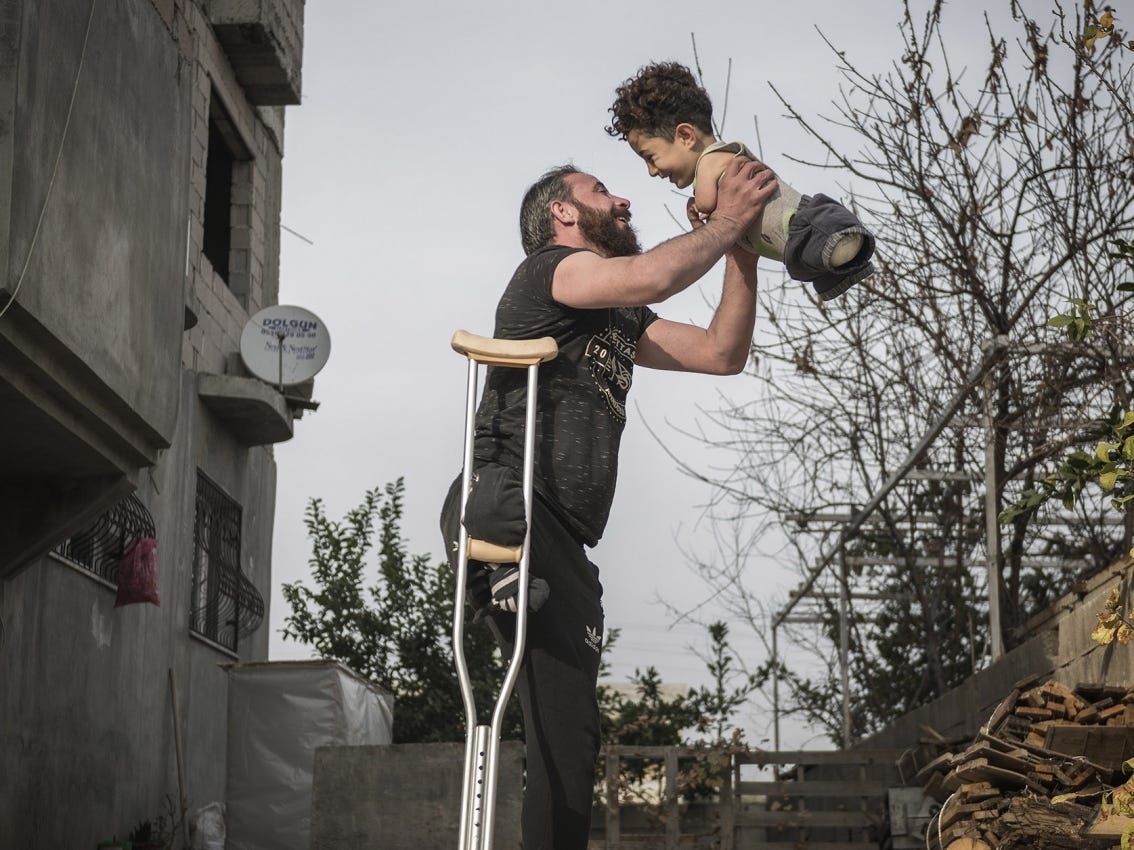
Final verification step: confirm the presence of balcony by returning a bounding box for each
[197,372,294,446]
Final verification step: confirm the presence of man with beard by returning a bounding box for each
[441,158,775,850]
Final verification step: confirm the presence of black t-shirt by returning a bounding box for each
[473,245,659,546]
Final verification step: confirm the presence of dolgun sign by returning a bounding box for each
[240,305,331,387]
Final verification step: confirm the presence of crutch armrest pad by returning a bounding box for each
[451,330,558,367]
[467,538,523,564]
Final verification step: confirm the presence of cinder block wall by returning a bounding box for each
[182,0,284,377]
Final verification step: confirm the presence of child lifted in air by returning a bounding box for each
[607,61,875,301]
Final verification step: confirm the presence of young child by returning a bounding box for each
[607,61,875,301]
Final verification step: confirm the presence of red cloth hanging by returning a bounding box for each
[115,537,160,607]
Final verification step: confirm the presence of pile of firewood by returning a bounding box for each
[898,677,1134,850]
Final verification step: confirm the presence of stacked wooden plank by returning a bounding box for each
[899,677,1134,850]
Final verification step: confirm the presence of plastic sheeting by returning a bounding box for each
[225,660,394,850]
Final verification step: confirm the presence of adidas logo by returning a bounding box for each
[584,625,602,653]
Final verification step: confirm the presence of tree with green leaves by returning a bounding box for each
[598,621,759,807]
[281,478,759,763]
[281,477,520,743]
[1000,237,1134,529]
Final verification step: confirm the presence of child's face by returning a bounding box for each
[626,129,700,189]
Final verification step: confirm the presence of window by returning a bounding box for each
[56,493,155,584]
[190,472,246,651]
[202,91,251,288]
[190,472,265,651]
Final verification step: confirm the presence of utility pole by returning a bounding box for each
[838,546,851,748]
[983,359,1004,661]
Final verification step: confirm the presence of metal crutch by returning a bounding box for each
[449,329,558,850]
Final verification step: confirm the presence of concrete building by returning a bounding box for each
[0,0,310,843]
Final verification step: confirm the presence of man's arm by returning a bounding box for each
[634,246,758,375]
[552,158,776,309]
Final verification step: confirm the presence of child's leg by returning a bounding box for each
[737,179,803,260]
[829,231,865,267]
[783,193,876,300]
[740,178,863,268]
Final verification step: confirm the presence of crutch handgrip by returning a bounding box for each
[467,538,523,564]
[451,330,558,367]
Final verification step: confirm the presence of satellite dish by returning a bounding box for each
[240,305,331,387]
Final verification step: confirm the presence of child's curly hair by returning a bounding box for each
[606,61,715,141]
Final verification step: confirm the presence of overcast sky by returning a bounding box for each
[267,0,1013,747]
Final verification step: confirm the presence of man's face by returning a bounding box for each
[564,173,641,257]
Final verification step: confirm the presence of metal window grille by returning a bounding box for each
[56,493,156,583]
[190,472,264,651]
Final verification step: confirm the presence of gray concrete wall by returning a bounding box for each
[865,557,1134,751]
[0,0,297,844]
[7,0,190,441]
[0,370,280,847]
[0,0,19,283]
[311,743,525,850]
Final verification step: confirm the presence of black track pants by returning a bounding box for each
[442,475,605,850]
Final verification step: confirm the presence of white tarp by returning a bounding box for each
[225,660,394,850]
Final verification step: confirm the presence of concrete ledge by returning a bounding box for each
[312,742,523,850]
[197,372,293,445]
[208,0,304,105]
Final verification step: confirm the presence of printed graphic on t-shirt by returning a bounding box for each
[585,324,636,422]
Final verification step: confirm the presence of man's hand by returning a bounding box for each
[711,156,778,236]
[686,196,707,229]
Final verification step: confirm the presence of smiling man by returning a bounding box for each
[441,157,775,850]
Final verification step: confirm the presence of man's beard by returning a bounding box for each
[575,203,641,257]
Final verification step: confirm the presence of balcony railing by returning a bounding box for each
[56,493,156,584]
